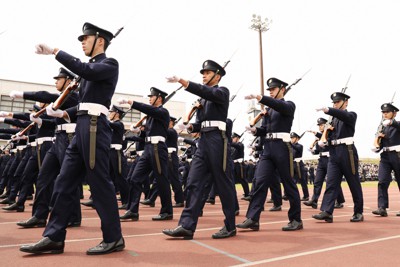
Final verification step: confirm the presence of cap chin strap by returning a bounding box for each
[89,33,99,58]
[151,95,160,106]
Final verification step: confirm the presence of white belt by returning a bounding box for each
[36,137,54,145]
[17,145,26,151]
[320,151,330,157]
[187,158,192,162]
[294,158,302,163]
[57,123,76,133]
[10,149,17,153]
[168,147,177,153]
[234,158,244,163]
[110,144,122,150]
[145,136,166,144]
[30,142,37,147]
[136,150,144,156]
[331,137,354,146]
[78,103,109,116]
[382,145,400,152]
[265,132,291,142]
[201,120,226,131]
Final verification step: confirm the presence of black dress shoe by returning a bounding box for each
[372,208,388,217]
[20,237,64,254]
[241,196,251,201]
[0,193,8,199]
[236,218,260,231]
[350,213,364,222]
[120,210,139,221]
[312,211,333,223]
[303,200,317,209]
[334,202,344,209]
[86,237,125,255]
[397,212,400,217]
[212,226,237,239]
[67,221,81,227]
[205,198,215,205]
[17,216,46,228]
[81,199,94,207]
[301,197,309,202]
[173,202,184,208]
[162,225,194,239]
[118,203,127,210]
[152,213,173,221]
[140,199,155,207]
[0,198,14,205]
[269,205,282,212]
[199,210,203,217]
[235,210,240,216]
[2,202,24,212]
[282,219,303,231]
[26,195,33,200]
[282,195,288,201]
[266,198,273,203]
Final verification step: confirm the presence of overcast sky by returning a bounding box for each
[1,0,400,159]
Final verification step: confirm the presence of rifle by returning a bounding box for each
[320,74,352,144]
[373,91,396,149]
[249,69,311,127]
[230,84,244,102]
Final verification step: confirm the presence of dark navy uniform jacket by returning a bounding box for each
[379,120,400,149]
[255,97,295,135]
[292,143,303,159]
[182,138,198,158]
[109,120,124,144]
[54,52,118,120]
[166,128,178,150]
[326,108,356,141]
[125,133,145,152]
[231,142,244,160]
[186,83,229,132]
[130,103,169,138]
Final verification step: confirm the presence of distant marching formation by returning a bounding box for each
[0,21,399,256]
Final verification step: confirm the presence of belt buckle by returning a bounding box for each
[331,140,337,146]
[266,133,273,139]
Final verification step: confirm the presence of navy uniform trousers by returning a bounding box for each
[43,114,122,243]
[8,148,30,202]
[247,140,301,222]
[234,162,250,197]
[179,130,236,232]
[311,156,345,205]
[293,160,309,199]
[147,151,184,204]
[16,141,53,206]
[0,154,15,196]
[377,151,400,208]
[320,144,363,214]
[32,132,81,223]
[127,142,172,215]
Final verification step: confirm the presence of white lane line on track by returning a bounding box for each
[190,240,251,263]
[230,234,400,267]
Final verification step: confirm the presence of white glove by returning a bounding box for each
[317,141,327,148]
[46,103,64,118]
[371,147,380,153]
[117,97,130,105]
[130,125,141,133]
[247,144,255,149]
[244,94,258,100]
[316,107,328,112]
[9,90,24,99]
[245,125,256,134]
[35,43,54,55]
[30,113,42,126]
[178,137,184,143]
[0,118,5,123]
[0,111,10,117]
[166,76,180,83]
[308,147,315,153]
[12,135,27,141]
[175,123,188,131]
[382,119,392,126]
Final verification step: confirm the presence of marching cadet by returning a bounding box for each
[236,77,303,232]
[304,118,345,209]
[290,132,310,201]
[144,116,184,207]
[16,68,81,228]
[371,103,400,217]
[163,59,237,239]
[21,22,124,255]
[231,132,250,199]
[118,87,173,221]
[313,91,364,223]
[108,105,129,209]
